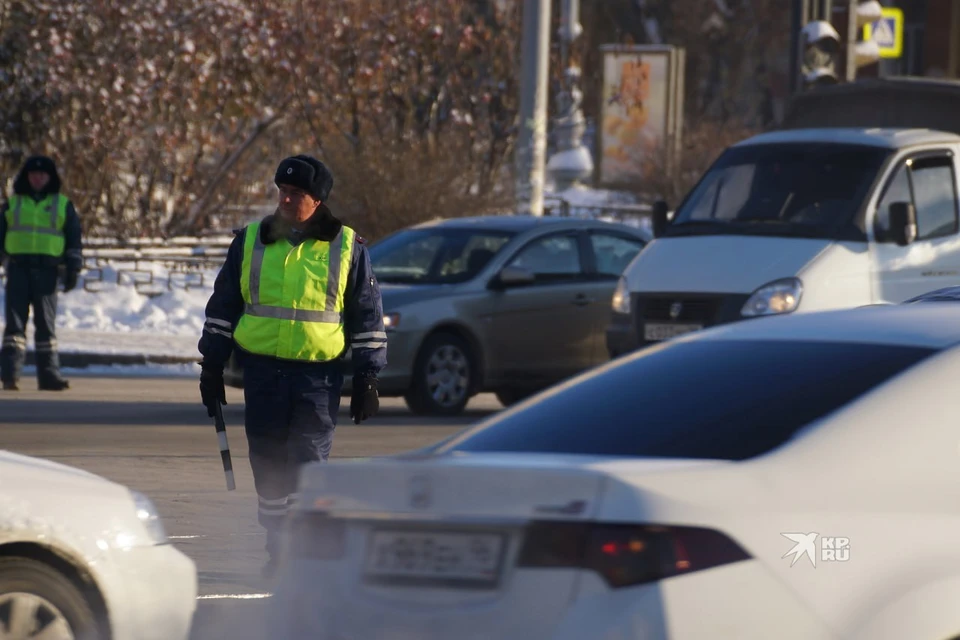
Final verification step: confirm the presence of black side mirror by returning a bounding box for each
[888,201,917,246]
[651,200,670,238]
[490,265,536,289]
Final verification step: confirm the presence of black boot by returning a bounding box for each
[35,346,68,391]
[0,339,26,390]
[38,377,69,391]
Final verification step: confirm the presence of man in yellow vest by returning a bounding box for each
[197,154,386,577]
[0,155,82,391]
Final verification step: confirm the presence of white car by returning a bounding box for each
[270,303,960,640]
[0,451,197,640]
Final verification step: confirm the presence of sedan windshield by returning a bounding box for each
[664,143,891,241]
[369,228,516,284]
[435,338,935,461]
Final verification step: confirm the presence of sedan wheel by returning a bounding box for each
[0,558,102,640]
[0,592,74,640]
[405,334,474,416]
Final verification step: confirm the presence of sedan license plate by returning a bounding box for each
[363,529,506,588]
[644,322,703,341]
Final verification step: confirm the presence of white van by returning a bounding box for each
[606,125,960,357]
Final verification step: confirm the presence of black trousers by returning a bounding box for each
[242,356,342,556]
[1,261,63,383]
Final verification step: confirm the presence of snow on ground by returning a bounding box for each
[0,261,216,374]
[548,183,640,207]
[58,283,210,337]
[545,184,654,235]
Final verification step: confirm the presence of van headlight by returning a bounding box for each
[611,276,631,315]
[741,278,802,317]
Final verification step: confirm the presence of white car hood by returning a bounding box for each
[625,235,834,294]
[0,449,110,486]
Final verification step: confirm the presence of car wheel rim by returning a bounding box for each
[425,344,470,408]
[0,592,75,639]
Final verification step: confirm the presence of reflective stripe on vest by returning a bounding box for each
[233,221,356,362]
[3,194,67,257]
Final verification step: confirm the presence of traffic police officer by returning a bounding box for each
[0,155,82,391]
[197,154,386,577]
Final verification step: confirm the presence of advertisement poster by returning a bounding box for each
[598,45,684,188]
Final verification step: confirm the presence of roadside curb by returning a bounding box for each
[25,351,198,368]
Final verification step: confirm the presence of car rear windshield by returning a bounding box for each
[437,339,936,461]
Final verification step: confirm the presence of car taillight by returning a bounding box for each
[517,521,751,588]
[286,512,346,560]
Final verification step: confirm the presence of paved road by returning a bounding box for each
[0,376,503,640]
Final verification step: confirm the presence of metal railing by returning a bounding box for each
[542,195,653,225]
[1,199,653,293]
[0,235,234,295]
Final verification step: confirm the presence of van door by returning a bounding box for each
[870,149,960,303]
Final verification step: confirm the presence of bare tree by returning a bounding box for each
[278,0,523,239]
[0,0,525,239]
[0,0,295,237]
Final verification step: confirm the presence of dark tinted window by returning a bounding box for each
[438,339,935,461]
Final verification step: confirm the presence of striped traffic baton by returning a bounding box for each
[212,402,237,491]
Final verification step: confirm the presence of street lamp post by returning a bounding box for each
[546,0,594,195]
[515,0,552,216]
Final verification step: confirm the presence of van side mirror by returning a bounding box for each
[490,265,535,289]
[651,200,670,238]
[888,201,917,246]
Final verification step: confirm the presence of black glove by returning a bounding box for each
[63,270,79,292]
[350,375,379,425]
[199,363,226,418]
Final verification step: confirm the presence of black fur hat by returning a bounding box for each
[274,155,333,202]
[13,155,62,196]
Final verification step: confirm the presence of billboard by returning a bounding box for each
[597,45,685,189]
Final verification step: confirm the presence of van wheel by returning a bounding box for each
[0,557,103,640]
[405,333,474,416]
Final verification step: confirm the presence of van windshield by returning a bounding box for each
[664,142,891,241]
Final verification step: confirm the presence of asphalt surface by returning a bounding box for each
[0,375,503,640]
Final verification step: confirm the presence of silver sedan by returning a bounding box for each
[227,214,649,416]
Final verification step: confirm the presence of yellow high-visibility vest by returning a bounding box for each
[3,194,68,257]
[234,221,356,362]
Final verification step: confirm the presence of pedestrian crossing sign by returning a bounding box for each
[863,7,904,59]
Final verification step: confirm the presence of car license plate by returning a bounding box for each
[644,322,703,341]
[363,529,506,587]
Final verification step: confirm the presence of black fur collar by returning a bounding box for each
[258,203,342,244]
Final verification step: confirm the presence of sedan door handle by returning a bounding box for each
[572,293,593,306]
